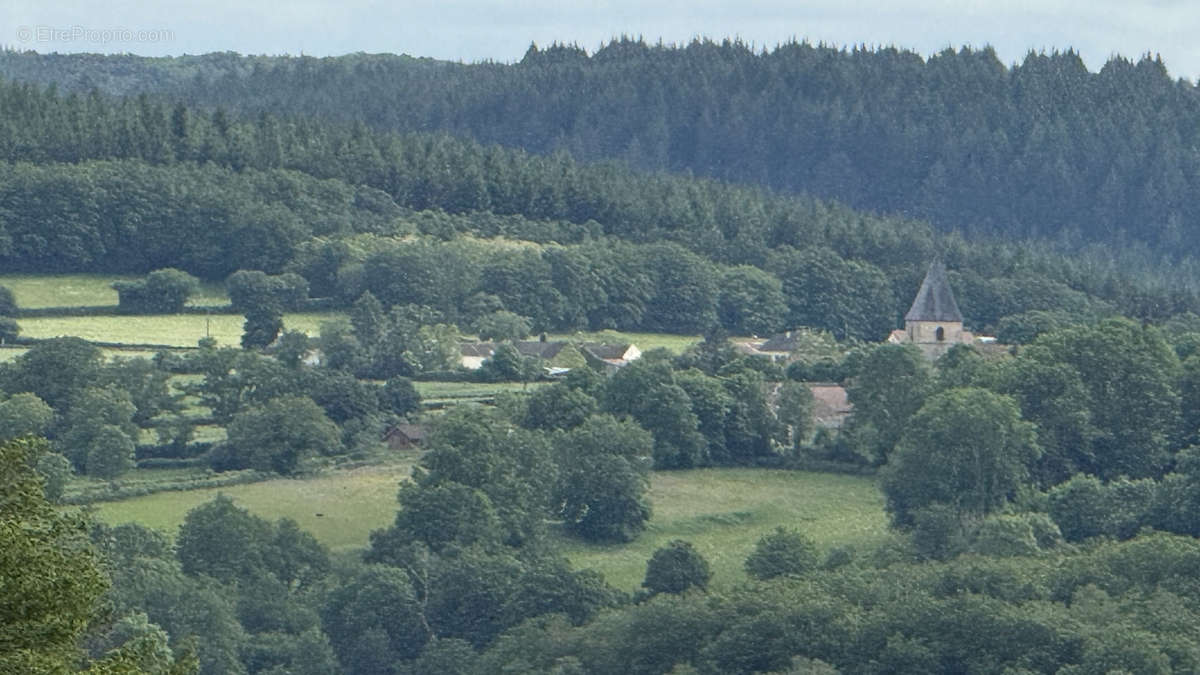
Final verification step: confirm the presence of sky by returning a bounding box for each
[4,0,1199,80]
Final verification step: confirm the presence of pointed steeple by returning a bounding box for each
[905,261,962,323]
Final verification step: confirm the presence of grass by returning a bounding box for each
[0,274,228,308]
[558,468,888,592]
[548,330,702,354]
[91,465,887,585]
[18,312,342,347]
[91,458,418,552]
[414,380,549,402]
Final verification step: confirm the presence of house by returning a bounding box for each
[580,342,642,372]
[461,339,621,372]
[888,261,974,359]
[383,423,426,450]
[460,342,497,369]
[514,340,568,361]
[741,331,808,363]
[808,383,852,428]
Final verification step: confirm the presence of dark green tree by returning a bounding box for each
[0,337,103,409]
[0,285,15,315]
[225,396,343,474]
[555,414,654,542]
[84,424,137,479]
[0,392,53,440]
[241,307,284,350]
[642,540,712,596]
[0,437,109,673]
[881,387,1040,526]
[744,527,820,580]
[842,343,933,466]
[113,268,200,314]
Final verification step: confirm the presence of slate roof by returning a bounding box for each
[758,332,803,353]
[905,261,963,322]
[514,341,567,359]
[580,342,631,360]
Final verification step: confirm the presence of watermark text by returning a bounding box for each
[15,25,174,45]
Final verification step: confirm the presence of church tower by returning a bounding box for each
[895,261,971,358]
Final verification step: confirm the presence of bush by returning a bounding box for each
[0,285,15,315]
[1048,474,1155,542]
[642,540,711,596]
[910,503,970,561]
[744,527,820,580]
[226,270,309,312]
[0,316,18,342]
[113,268,200,314]
[35,451,73,503]
[970,514,1041,558]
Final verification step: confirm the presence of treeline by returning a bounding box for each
[4,41,1200,258]
[0,76,1196,336]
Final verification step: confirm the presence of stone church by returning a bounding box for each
[888,261,973,359]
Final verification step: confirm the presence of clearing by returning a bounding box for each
[90,465,887,587]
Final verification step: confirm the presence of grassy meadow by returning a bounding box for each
[0,274,228,308]
[558,468,888,591]
[91,459,419,552]
[18,312,342,347]
[91,466,887,587]
[414,380,550,405]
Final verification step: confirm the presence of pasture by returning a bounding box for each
[414,380,549,406]
[90,466,888,587]
[18,312,342,347]
[0,274,228,308]
[91,459,419,552]
[558,468,888,591]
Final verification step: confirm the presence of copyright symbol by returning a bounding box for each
[16,26,32,41]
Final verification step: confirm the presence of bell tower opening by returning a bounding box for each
[936,326,945,341]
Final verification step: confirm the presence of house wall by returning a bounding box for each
[461,355,488,370]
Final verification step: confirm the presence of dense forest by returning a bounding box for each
[4,40,1200,258]
[0,68,1197,340]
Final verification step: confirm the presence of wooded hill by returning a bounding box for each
[3,40,1199,259]
[0,69,1195,340]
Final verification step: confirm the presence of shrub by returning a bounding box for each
[113,268,200,314]
[0,316,18,342]
[0,284,15,315]
[744,527,820,580]
[970,514,1041,558]
[642,540,711,596]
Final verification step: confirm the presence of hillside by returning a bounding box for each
[3,41,1199,259]
[0,72,1195,340]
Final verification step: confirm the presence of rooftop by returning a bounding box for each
[905,261,963,323]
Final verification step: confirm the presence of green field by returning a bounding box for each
[18,312,342,347]
[91,459,418,552]
[0,274,228,308]
[91,466,887,587]
[414,380,549,403]
[559,468,888,591]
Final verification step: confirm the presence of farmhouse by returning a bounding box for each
[460,339,634,372]
[383,423,426,450]
[579,342,641,372]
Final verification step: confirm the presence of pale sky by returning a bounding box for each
[3,1,1199,80]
